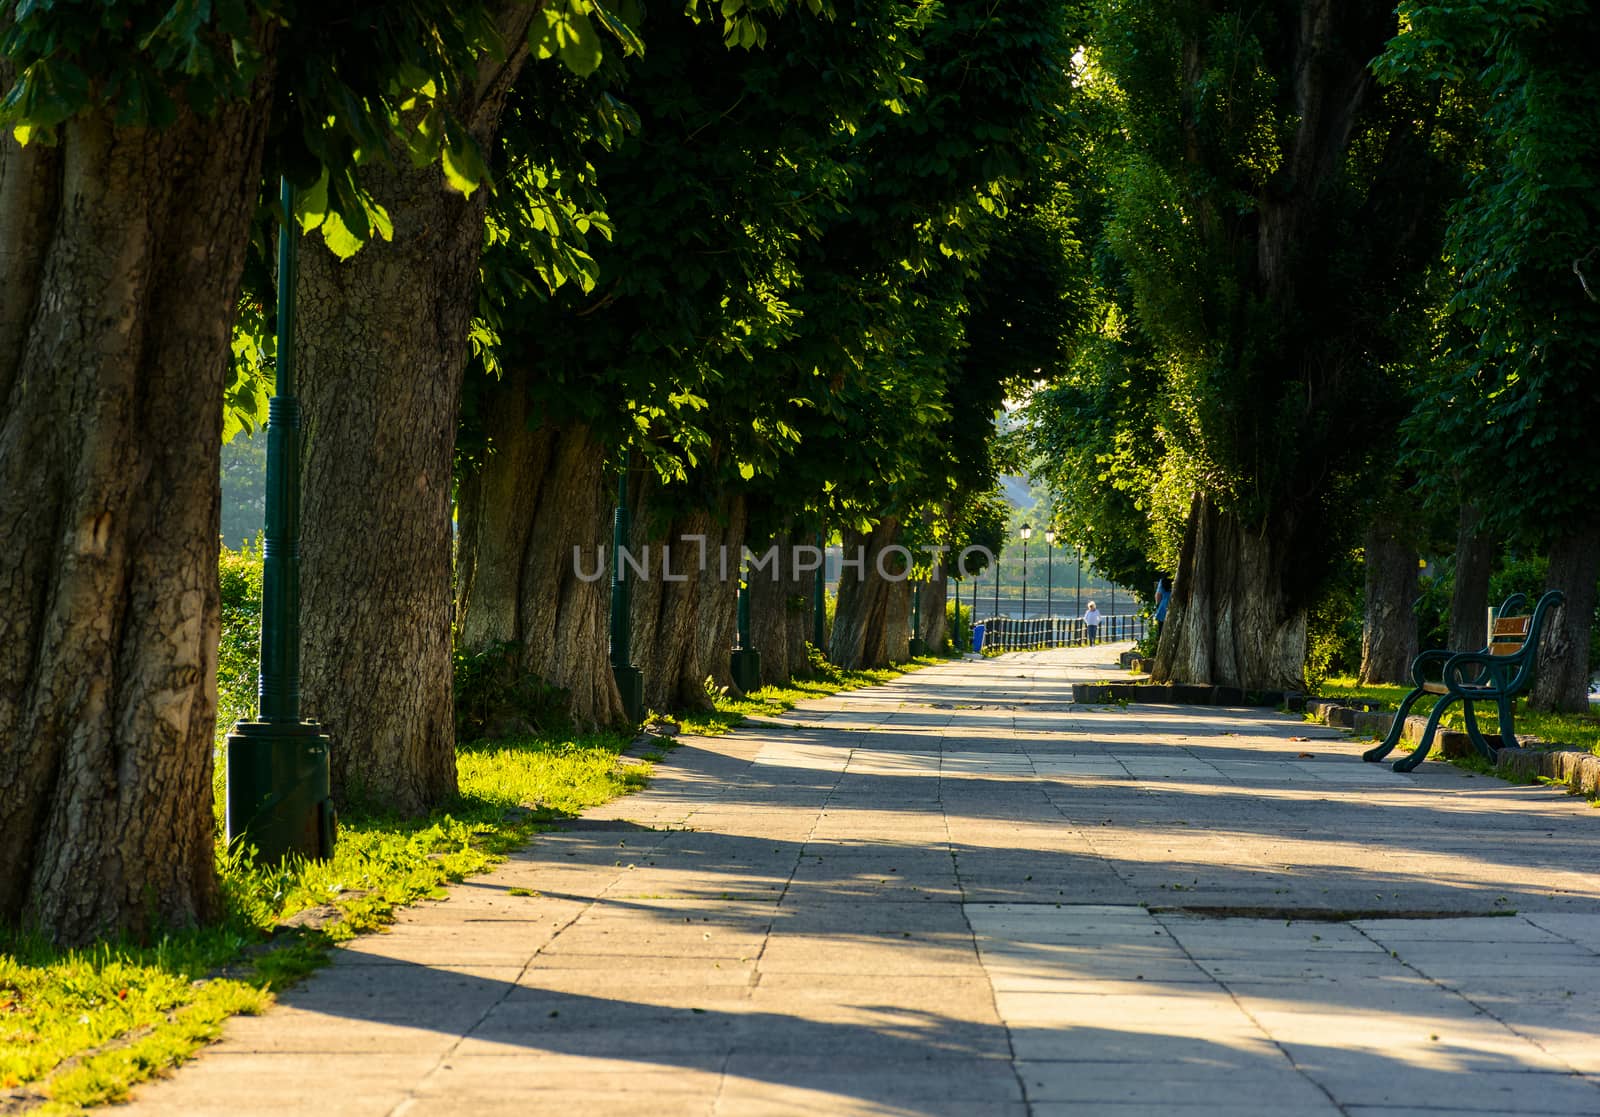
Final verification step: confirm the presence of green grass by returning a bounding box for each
[1,729,643,1112]
[1314,674,1600,757]
[676,656,941,736]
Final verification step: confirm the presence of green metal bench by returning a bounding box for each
[1362,589,1565,772]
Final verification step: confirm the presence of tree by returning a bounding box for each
[1065,1,1460,690]
[294,7,538,811]
[0,0,575,941]
[0,2,279,943]
[458,0,938,700]
[1382,0,1600,711]
[287,0,653,806]
[1359,500,1420,684]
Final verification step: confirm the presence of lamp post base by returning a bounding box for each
[225,721,335,864]
[907,637,928,658]
[730,649,762,695]
[612,664,645,725]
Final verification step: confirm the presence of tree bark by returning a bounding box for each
[1530,519,1600,713]
[1448,501,1496,651]
[627,476,745,712]
[0,87,272,942]
[296,14,534,812]
[1152,496,1308,691]
[1358,508,1419,684]
[454,374,623,730]
[830,518,911,669]
[747,528,816,688]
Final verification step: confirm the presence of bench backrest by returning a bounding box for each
[1488,590,1566,695]
[1490,614,1530,655]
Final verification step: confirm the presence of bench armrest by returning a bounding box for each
[1442,651,1517,697]
[1408,648,1456,689]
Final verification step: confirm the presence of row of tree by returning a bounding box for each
[1024,0,1598,709]
[0,0,1079,942]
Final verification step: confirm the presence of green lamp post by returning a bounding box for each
[812,530,826,652]
[907,581,926,658]
[731,555,761,693]
[610,471,644,723]
[224,179,335,865]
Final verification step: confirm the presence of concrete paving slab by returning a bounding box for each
[113,645,1600,1115]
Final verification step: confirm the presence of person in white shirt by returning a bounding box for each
[1083,601,1101,646]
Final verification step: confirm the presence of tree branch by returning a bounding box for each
[1574,248,1597,303]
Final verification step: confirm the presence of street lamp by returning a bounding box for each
[1044,529,1055,645]
[1019,524,1032,641]
[225,178,335,865]
[610,471,643,723]
[993,541,1001,644]
[1075,548,1082,642]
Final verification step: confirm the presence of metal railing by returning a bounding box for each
[972,613,1146,653]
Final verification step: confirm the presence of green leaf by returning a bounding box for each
[294,169,331,234]
[442,133,487,196]
[319,210,363,260]
[559,9,605,77]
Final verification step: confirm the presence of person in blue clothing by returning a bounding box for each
[1083,601,1101,645]
[1153,578,1171,632]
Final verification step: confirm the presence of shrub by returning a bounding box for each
[217,538,263,740]
[452,641,571,742]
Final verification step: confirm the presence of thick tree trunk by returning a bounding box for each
[0,89,272,942]
[830,518,910,669]
[628,477,745,712]
[454,378,623,730]
[747,529,816,688]
[1358,509,1419,684]
[1530,520,1600,713]
[1448,501,1496,651]
[1152,496,1307,691]
[296,17,533,812]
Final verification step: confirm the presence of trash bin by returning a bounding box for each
[972,623,986,653]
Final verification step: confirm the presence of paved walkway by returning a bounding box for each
[121,647,1600,1116]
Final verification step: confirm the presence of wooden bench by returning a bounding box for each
[1362,590,1566,771]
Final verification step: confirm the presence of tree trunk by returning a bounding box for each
[454,375,623,730]
[1152,496,1307,691]
[1448,501,1496,651]
[747,528,815,688]
[296,18,533,813]
[886,575,912,663]
[0,88,272,942]
[830,518,909,669]
[1530,519,1600,713]
[921,565,950,653]
[1358,508,1419,684]
[628,476,745,712]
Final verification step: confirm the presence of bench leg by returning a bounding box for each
[1497,695,1518,753]
[1363,687,1426,763]
[1461,700,1501,762]
[1393,695,1457,772]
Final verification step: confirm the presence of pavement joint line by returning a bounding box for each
[1347,917,1600,1090]
[1148,907,1353,1117]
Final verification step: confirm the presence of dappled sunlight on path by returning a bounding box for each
[118,645,1600,1115]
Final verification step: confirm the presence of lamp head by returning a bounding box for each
[1020,523,1032,541]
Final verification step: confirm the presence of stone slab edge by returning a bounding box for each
[1072,682,1285,708]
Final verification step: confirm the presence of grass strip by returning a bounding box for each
[675,655,941,736]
